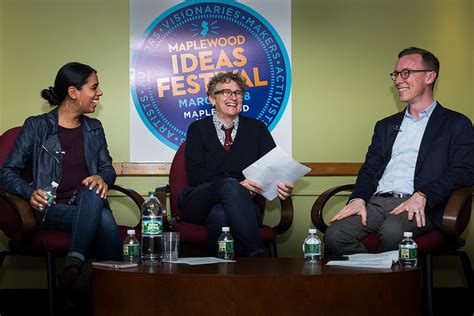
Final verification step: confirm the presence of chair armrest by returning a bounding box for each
[272,196,294,235]
[155,185,169,207]
[310,184,355,233]
[440,186,472,247]
[155,185,171,231]
[109,184,144,230]
[0,189,37,246]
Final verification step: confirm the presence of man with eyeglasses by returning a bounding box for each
[179,72,294,257]
[325,47,474,255]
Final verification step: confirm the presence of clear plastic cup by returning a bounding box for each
[162,232,180,262]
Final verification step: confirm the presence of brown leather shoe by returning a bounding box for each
[58,264,82,289]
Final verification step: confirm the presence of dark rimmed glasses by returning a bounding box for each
[213,89,244,99]
[389,69,433,81]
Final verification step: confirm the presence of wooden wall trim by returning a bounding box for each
[112,162,362,177]
[303,162,361,176]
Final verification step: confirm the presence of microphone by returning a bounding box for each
[394,125,402,132]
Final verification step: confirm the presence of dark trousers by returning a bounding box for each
[324,196,437,256]
[180,178,263,256]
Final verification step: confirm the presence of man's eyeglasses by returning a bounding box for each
[389,69,433,81]
[213,89,244,99]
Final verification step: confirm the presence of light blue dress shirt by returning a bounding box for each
[375,101,437,195]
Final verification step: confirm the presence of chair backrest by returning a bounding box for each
[0,127,24,239]
[169,142,189,220]
[0,127,22,166]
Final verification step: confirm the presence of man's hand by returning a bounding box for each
[277,182,294,200]
[390,192,427,227]
[240,179,263,197]
[82,175,108,199]
[30,189,48,211]
[330,198,367,226]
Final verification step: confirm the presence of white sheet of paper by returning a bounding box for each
[172,257,235,265]
[326,250,399,269]
[242,146,311,200]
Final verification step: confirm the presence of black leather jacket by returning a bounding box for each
[0,107,116,199]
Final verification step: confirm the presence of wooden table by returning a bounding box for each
[92,257,421,316]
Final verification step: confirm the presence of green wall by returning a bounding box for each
[1,0,473,288]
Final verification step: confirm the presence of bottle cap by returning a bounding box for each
[222,227,230,232]
[127,229,136,235]
[403,232,413,237]
[148,191,155,196]
[51,181,59,187]
[309,228,317,234]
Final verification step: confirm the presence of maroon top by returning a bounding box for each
[56,125,89,204]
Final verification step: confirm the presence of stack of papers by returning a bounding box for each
[326,250,399,269]
[170,257,235,265]
[242,146,311,200]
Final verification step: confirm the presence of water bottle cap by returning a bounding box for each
[403,232,413,237]
[308,228,317,234]
[148,191,156,196]
[222,227,230,232]
[127,229,136,235]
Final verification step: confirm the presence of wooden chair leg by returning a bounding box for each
[423,253,433,316]
[457,250,474,313]
[47,252,56,316]
[457,250,474,289]
[269,241,278,257]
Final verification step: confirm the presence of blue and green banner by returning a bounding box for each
[130,0,292,161]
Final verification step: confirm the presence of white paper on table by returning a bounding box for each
[242,146,311,200]
[173,257,235,265]
[326,250,399,269]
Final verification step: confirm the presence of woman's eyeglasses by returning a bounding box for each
[213,89,244,99]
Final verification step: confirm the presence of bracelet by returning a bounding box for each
[416,191,427,199]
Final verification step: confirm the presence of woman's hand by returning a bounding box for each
[277,182,294,200]
[240,179,263,197]
[30,189,48,211]
[82,175,108,199]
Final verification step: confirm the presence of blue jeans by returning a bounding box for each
[180,178,263,256]
[36,185,122,262]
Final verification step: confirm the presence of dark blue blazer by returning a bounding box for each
[350,103,474,227]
